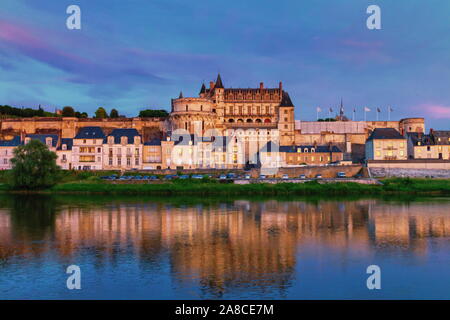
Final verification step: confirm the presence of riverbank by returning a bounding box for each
[2,178,450,196]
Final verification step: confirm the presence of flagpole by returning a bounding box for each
[376,110,379,121]
[388,107,390,121]
[364,108,366,122]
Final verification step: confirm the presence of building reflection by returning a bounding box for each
[1,196,450,296]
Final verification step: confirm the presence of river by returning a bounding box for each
[0,194,449,299]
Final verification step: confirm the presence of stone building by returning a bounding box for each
[365,128,407,161]
[72,127,105,170]
[102,128,142,170]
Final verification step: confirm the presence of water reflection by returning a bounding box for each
[1,195,450,299]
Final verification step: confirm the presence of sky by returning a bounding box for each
[0,0,449,129]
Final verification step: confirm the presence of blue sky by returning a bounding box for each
[0,0,449,129]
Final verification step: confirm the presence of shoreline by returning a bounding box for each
[1,178,450,196]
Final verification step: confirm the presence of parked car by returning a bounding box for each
[149,175,158,180]
[315,174,322,179]
[133,175,142,180]
[282,174,289,180]
[337,172,346,178]
[164,175,174,180]
[192,174,203,179]
[219,174,227,180]
[299,174,307,179]
[244,174,251,179]
[259,174,266,179]
[179,175,190,179]
[226,173,236,179]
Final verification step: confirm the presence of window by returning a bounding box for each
[3,159,7,164]
[135,158,139,165]
[97,148,101,153]
[118,158,121,165]
[127,158,131,166]
[83,140,86,144]
[62,155,66,161]
[399,142,404,148]
[109,158,113,165]
[400,150,404,156]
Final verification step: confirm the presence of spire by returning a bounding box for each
[339,98,344,116]
[178,91,183,99]
[215,73,224,88]
[199,83,206,94]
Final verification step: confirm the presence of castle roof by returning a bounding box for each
[199,83,206,94]
[280,91,294,107]
[215,73,224,89]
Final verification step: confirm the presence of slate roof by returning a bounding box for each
[144,139,162,146]
[367,128,404,140]
[105,128,140,144]
[279,91,294,107]
[75,126,105,139]
[407,133,433,146]
[0,136,21,147]
[215,73,224,89]
[431,130,450,145]
[58,138,73,150]
[26,134,58,147]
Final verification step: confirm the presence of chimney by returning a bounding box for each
[209,81,215,89]
[279,81,283,92]
[260,82,264,90]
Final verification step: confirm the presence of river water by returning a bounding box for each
[0,194,449,299]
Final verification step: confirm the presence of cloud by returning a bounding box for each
[420,104,450,119]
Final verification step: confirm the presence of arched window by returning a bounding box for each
[186,105,188,111]
[228,119,235,123]
[237,119,244,123]
[264,119,271,123]
[255,119,262,123]
[246,119,253,123]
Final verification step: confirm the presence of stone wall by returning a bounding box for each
[368,160,450,178]
[262,164,363,178]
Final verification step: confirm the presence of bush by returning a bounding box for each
[8,140,60,189]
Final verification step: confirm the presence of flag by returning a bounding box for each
[329,108,333,113]
[364,107,371,112]
[353,108,356,113]
[377,108,381,113]
[316,107,322,112]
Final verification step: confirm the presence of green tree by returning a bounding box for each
[138,109,169,117]
[9,140,60,189]
[94,107,108,119]
[110,108,119,118]
[62,106,76,117]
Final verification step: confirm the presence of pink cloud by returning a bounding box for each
[419,104,450,119]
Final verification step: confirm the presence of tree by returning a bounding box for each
[62,106,76,117]
[8,140,60,189]
[94,107,108,119]
[138,109,169,117]
[110,108,119,118]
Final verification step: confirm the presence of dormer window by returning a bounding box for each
[304,148,309,153]
[108,136,114,144]
[45,137,52,147]
[62,144,67,150]
[311,148,315,153]
[25,137,31,144]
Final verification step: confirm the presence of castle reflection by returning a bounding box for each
[1,196,450,297]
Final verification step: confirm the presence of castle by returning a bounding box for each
[0,74,429,171]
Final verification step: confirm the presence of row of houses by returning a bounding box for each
[365,128,450,161]
[1,126,447,171]
[0,126,346,170]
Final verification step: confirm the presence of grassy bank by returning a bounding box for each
[0,177,445,196]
